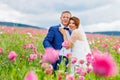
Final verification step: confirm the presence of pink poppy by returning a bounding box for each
[8,51,17,61]
[75,67,83,74]
[0,48,3,54]
[29,54,37,61]
[102,44,108,48]
[66,53,72,58]
[43,48,59,63]
[45,64,53,75]
[62,41,69,47]
[79,76,85,80]
[92,52,118,77]
[79,59,85,64]
[66,74,74,80]
[24,71,38,80]
[71,58,77,64]
[28,43,34,49]
[23,44,27,49]
[86,53,93,63]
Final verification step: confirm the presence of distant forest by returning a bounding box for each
[86,31,120,36]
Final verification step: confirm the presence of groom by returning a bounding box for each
[43,11,72,71]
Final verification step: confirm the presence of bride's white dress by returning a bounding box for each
[70,27,91,73]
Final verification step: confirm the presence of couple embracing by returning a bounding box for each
[43,11,91,74]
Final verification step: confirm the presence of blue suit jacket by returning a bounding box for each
[43,24,63,50]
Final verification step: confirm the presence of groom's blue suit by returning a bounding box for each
[43,24,66,70]
[43,24,63,50]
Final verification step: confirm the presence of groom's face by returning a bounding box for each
[60,13,71,27]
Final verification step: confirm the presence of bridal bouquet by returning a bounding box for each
[62,41,69,48]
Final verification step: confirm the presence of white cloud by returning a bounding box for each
[0,3,59,27]
[0,4,24,22]
[0,0,120,32]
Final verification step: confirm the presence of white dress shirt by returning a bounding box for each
[59,24,71,56]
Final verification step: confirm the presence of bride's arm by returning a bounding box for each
[70,30,83,43]
[59,28,68,40]
[63,30,83,49]
[59,28,73,49]
[59,28,83,49]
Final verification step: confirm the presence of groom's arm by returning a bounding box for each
[43,27,55,48]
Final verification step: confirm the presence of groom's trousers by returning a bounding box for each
[52,55,68,71]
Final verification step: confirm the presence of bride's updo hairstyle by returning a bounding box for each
[69,16,80,29]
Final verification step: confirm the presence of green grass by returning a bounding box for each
[0,33,120,80]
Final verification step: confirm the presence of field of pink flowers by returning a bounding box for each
[0,26,120,80]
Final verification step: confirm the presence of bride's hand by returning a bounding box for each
[59,27,68,41]
[59,28,66,35]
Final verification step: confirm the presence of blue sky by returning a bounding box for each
[0,0,120,32]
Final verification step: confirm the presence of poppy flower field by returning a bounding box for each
[0,26,120,80]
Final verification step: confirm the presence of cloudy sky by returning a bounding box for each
[0,0,120,32]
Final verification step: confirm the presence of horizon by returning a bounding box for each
[0,21,120,33]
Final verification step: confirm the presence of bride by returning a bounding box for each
[59,16,91,73]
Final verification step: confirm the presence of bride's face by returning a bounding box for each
[69,20,77,30]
